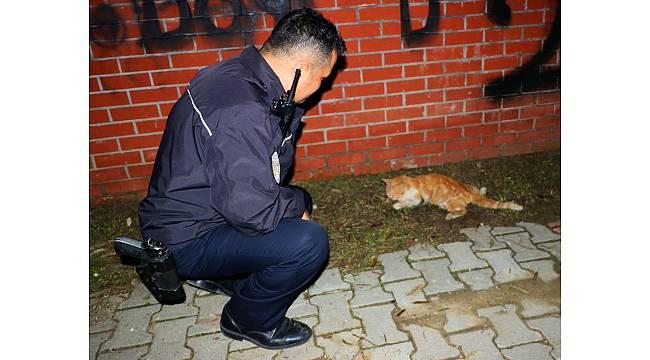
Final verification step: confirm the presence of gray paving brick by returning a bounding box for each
[229,334,258,351]
[97,346,148,360]
[457,268,495,291]
[383,278,427,310]
[362,342,414,360]
[490,226,524,236]
[477,249,534,284]
[444,308,485,333]
[153,285,199,322]
[186,332,231,360]
[188,294,229,337]
[345,270,394,308]
[378,250,420,283]
[275,317,324,359]
[142,316,195,360]
[101,304,160,351]
[527,316,561,360]
[502,342,554,360]
[228,347,278,360]
[90,331,111,360]
[90,294,125,334]
[438,241,489,271]
[352,303,408,348]
[461,225,507,251]
[412,258,465,295]
[477,304,542,348]
[405,324,460,360]
[407,242,445,261]
[315,328,363,360]
[286,291,318,318]
[118,281,159,310]
[520,260,560,283]
[495,232,551,262]
[517,222,561,244]
[449,329,504,360]
[311,291,361,335]
[308,267,351,296]
[520,297,560,318]
[538,241,561,262]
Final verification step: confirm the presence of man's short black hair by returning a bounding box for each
[262,8,346,65]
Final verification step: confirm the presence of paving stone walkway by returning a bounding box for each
[90,222,561,360]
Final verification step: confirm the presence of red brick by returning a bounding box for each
[535,117,561,129]
[484,109,519,122]
[447,138,481,151]
[427,101,464,116]
[90,139,119,154]
[303,114,345,129]
[404,3,429,18]
[195,33,243,51]
[387,106,426,121]
[466,146,501,160]
[100,73,152,91]
[90,185,102,198]
[427,128,463,142]
[464,124,499,137]
[532,139,560,152]
[152,69,197,86]
[360,37,402,52]
[405,91,444,105]
[171,51,218,68]
[447,113,482,127]
[128,164,154,178]
[130,87,179,104]
[345,110,386,125]
[518,129,553,143]
[159,102,176,117]
[103,179,150,194]
[90,167,126,184]
[409,142,444,156]
[446,87,481,100]
[322,8,358,22]
[444,60,481,73]
[143,149,158,162]
[90,59,120,75]
[409,117,444,131]
[90,78,101,92]
[136,119,166,134]
[297,130,324,144]
[369,147,406,161]
[501,143,532,156]
[385,50,424,65]
[485,28,522,42]
[511,11,544,26]
[327,126,367,140]
[381,21,402,36]
[466,98,501,111]
[521,105,555,118]
[390,157,430,171]
[359,6,400,21]
[405,63,443,78]
[320,87,344,102]
[339,23,381,39]
[387,79,425,93]
[483,134,518,146]
[466,71,503,86]
[294,157,327,172]
[439,17,465,31]
[110,105,159,121]
[484,56,520,70]
[337,0,377,6]
[120,134,163,150]
[90,122,135,139]
[427,75,465,89]
[445,31,483,45]
[334,69,361,84]
[388,133,424,146]
[367,162,392,173]
[90,41,144,59]
[94,151,142,167]
[523,25,548,39]
[345,54,382,69]
[307,142,346,156]
[369,122,406,136]
[120,55,170,73]
[506,40,543,54]
[364,95,403,109]
[345,83,385,98]
[320,99,362,114]
[466,44,504,57]
[527,0,553,10]
[363,66,403,82]
[90,109,110,124]
[90,91,130,108]
[328,152,366,167]
[537,91,561,104]
[501,120,534,132]
[466,15,493,29]
[445,0,484,16]
[426,46,465,61]
[349,138,387,151]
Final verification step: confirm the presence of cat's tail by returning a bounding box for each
[472,195,523,211]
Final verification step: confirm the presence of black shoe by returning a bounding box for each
[220,305,312,350]
[185,279,236,296]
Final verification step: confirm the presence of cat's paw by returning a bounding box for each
[479,187,487,195]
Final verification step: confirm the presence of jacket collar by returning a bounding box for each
[239,46,285,100]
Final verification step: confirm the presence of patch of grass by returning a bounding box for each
[89,150,560,297]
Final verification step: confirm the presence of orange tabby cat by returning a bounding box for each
[383,173,523,220]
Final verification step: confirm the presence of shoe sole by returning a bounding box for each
[220,324,312,350]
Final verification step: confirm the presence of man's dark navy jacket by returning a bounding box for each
[139,47,307,249]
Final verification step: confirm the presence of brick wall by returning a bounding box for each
[89,0,560,199]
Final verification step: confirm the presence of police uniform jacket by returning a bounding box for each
[138,46,307,249]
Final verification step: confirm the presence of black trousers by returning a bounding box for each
[171,190,327,331]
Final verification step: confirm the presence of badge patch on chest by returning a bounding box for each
[271,151,281,184]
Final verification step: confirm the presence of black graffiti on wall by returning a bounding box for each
[400,0,560,97]
[89,4,127,44]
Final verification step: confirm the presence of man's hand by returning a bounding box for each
[301,210,311,221]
